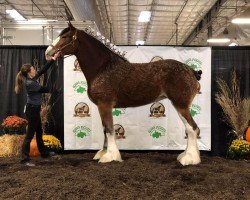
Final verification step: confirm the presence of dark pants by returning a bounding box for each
[21,103,48,163]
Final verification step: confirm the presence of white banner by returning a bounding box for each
[64,46,211,150]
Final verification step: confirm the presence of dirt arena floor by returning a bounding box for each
[0,152,249,200]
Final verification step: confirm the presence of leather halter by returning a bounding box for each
[49,30,78,54]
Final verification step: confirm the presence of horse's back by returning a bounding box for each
[114,59,198,107]
[130,59,196,85]
[89,59,199,108]
[129,59,199,107]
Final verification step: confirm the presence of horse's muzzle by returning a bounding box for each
[46,49,57,56]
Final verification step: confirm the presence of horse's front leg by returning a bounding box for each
[94,102,123,163]
[93,128,107,160]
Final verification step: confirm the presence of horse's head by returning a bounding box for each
[45,22,79,60]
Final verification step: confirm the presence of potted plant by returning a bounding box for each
[43,134,62,153]
[228,139,250,159]
[1,115,28,135]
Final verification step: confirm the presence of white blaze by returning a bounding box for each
[45,36,61,56]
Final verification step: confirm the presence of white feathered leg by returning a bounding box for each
[93,149,107,160]
[99,132,123,163]
[93,131,107,160]
[178,115,201,166]
[96,103,122,163]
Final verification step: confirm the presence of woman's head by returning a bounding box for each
[20,64,32,77]
[15,64,36,94]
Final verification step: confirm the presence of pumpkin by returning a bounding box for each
[246,127,250,142]
[29,138,40,157]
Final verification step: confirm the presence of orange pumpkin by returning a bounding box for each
[29,138,40,157]
[246,127,250,142]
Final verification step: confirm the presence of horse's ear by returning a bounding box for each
[68,21,75,29]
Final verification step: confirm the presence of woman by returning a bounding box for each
[15,52,60,166]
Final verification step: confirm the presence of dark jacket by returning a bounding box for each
[26,60,54,105]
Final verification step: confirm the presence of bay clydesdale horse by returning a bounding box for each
[46,23,202,166]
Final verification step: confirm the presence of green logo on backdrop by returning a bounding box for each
[148,126,166,139]
[73,126,91,138]
[190,104,201,117]
[73,81,87,94]
[185,58,202,70]
[112,108,126,116]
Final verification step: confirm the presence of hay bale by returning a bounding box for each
[0,134,25,157]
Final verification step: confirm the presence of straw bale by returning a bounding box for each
[0,134,25,157]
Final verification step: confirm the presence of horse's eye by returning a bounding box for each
[62,36,67,38]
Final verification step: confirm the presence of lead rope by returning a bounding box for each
[43,57,63,131]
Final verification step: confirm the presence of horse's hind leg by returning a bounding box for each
[175,107,201,166]
[94,103,122,163]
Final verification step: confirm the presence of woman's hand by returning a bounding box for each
[45,51,60,61]
[52,52,61,60]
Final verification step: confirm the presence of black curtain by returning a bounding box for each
[0,46,64,146]
[0,45,249,156]
[211,46,250,156]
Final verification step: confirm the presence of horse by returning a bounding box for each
[45,22,202,166]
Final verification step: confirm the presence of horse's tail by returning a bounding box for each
[192,70,202,81]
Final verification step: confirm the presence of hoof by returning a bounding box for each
[98,151,123,163]
[178,151,201,166]
[93,149,107,160]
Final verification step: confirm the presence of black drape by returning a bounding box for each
[0,46,64,146]
[0,46,47,121]
[0,45,249,156]
[211,46,250,156]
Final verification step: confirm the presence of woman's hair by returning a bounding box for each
[15,64,32,94]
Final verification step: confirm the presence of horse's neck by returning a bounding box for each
[75,32,118,83]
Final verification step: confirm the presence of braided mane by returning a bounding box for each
[83,27,129,62]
